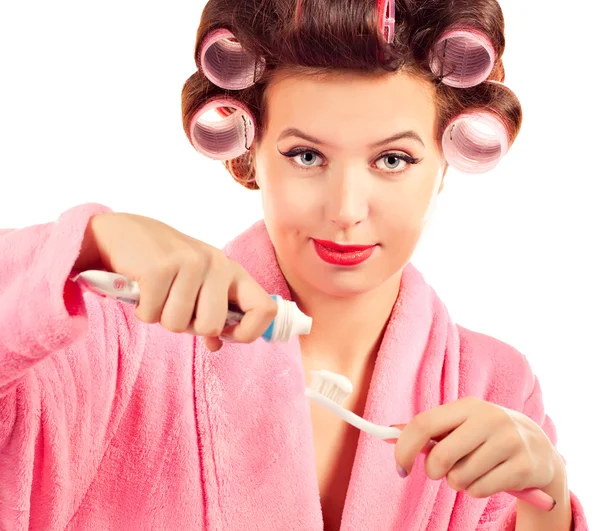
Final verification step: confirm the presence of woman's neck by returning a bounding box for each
[288,270,403,372]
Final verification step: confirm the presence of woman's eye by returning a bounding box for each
[375,154,410,172]
[292,150,323,167]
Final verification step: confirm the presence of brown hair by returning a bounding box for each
[181,0,522,189]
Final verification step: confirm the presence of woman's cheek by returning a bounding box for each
[265,178,322,228]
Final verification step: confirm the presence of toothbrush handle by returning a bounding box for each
[505,488,555,512]
[72,270,245,326]
[385,436,555,511]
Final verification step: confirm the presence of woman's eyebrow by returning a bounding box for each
[277,127,425,148]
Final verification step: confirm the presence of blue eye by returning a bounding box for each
[279,148,324,169]
[378,155,403,170]
[375,153,418,172]
[295,151,322,167]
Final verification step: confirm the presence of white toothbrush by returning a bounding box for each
[305,369,403,441]
[305,369,557,511]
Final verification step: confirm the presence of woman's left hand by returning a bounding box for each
[393,396,564,499]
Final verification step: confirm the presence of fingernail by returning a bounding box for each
[396,465,407,478]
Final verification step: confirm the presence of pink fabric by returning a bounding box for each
[0,203,588,530]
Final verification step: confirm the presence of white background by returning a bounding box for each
[1,0,598,526]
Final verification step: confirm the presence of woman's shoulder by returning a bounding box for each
[455,324,538,410]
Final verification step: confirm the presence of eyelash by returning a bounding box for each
[278,147,421,173]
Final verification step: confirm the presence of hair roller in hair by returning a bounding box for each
[189,98,255,160]
[442,112,508,173]
[377,0,395,43]
[430,29,496,88]
[199,28,266,90]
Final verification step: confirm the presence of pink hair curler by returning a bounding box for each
[199,28,266,90]
[189,98,256,160]
[430,29,496,88]
[442,111,508,174]
[377,0,395,44]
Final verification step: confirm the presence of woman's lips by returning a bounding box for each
[312,239,376,266]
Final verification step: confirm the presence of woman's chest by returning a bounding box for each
[310,401,361,531]
[305,359,374,531]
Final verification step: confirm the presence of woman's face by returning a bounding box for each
[253,70,446,298]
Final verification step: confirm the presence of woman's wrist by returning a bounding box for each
[516,450,572,531]
[74,214,104,271]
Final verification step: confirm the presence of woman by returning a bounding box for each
[0,0,588,529]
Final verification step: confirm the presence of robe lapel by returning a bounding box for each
[197,222,323,530]
[339,265,461,531]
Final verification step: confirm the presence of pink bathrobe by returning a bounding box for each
[0,203,588,530]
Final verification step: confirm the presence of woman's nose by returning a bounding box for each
[325,170,369,229]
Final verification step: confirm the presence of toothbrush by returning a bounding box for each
[71,270,312,342]
[305,369,556,512]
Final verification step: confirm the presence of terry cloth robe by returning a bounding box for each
[0,203,588,530]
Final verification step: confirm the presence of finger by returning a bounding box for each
[443,437,513,493]
[204,336,223,352]
[135,263,176,323]
[192,268,230,337]
[394,400,474,476]
[424,418,487,480]
[386,423,452,445]
[226,274,278,344]
[385,423,407,444]
[160,262,205,333]
[460,456,526,499]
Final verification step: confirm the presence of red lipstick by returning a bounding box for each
[312,239,376,266]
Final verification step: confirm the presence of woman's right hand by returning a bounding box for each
[75,212,278,351]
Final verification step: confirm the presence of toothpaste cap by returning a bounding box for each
[263,295,312,342]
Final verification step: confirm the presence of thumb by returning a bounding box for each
[384,423,407,444]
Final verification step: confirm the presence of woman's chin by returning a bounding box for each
[304,268,386,299]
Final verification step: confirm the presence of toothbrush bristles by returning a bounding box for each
[308,370,353,406]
